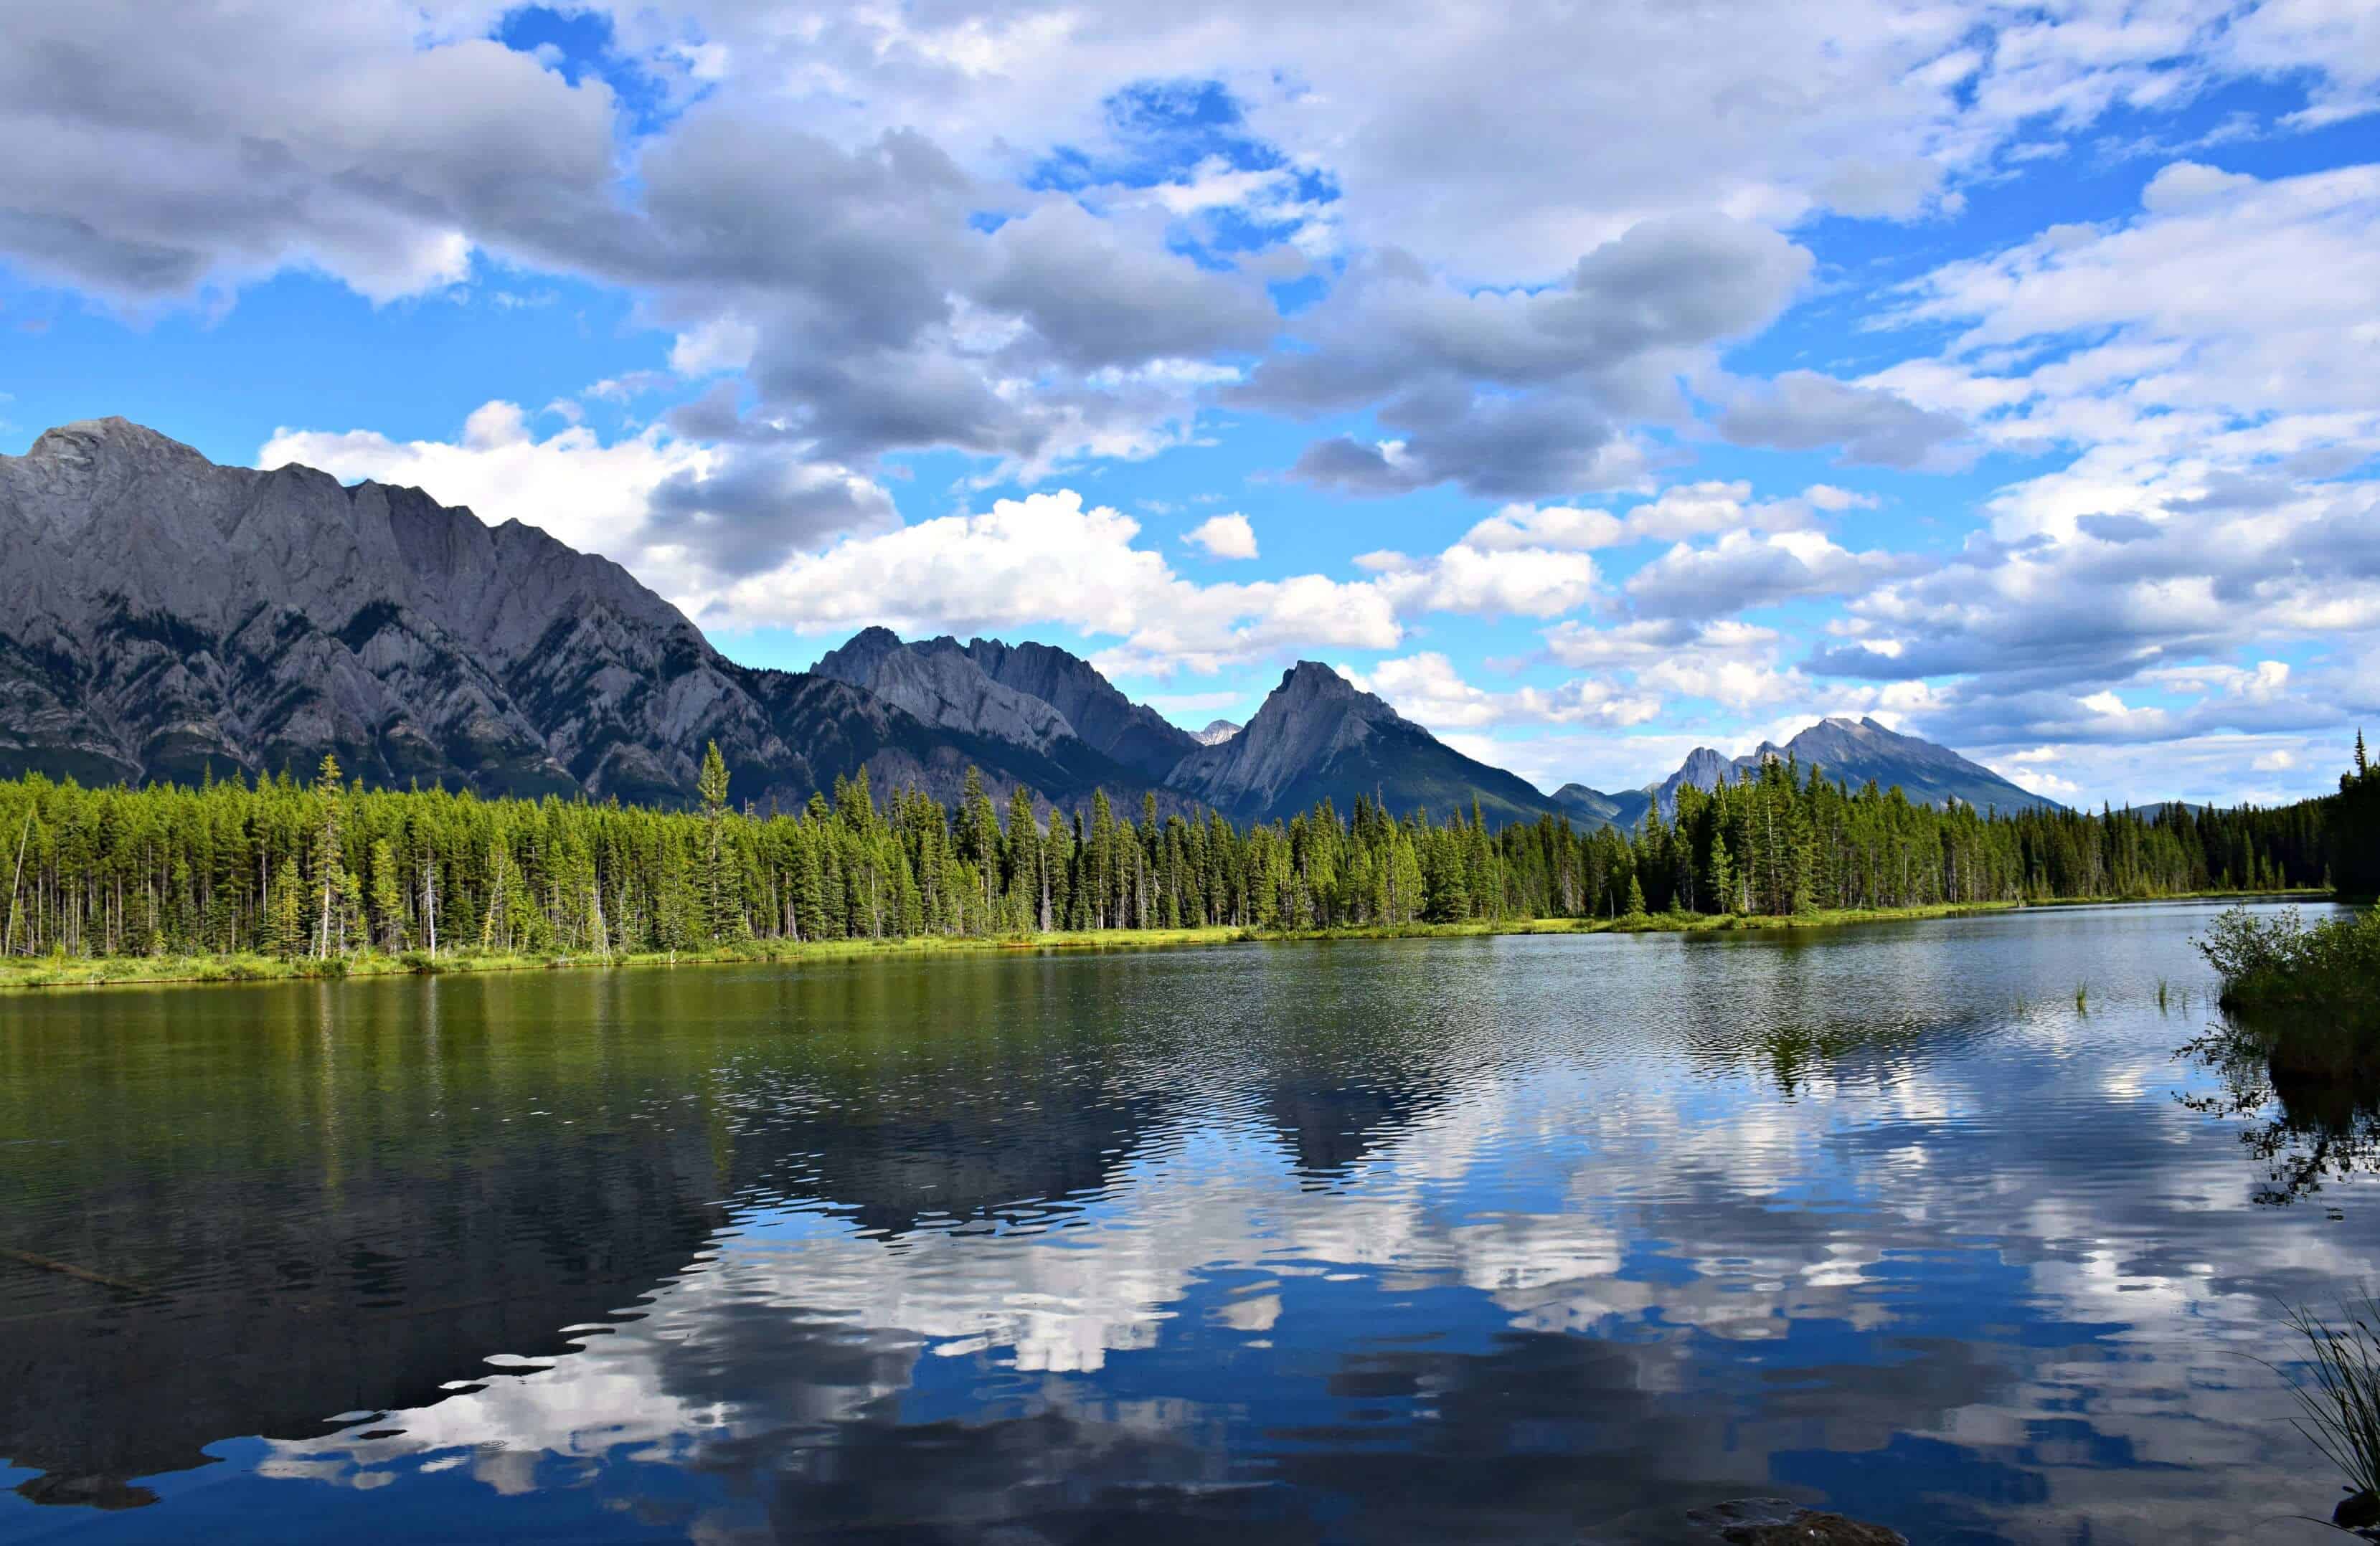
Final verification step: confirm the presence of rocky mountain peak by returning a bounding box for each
[1278,659,1356,697]
[809,627,1203,783]
[952,635,1199,782]
[1161,656,1557,825]
[1194,720,1241,746]
[31,416,209,463]
[8,417,247,544]
[814,627,1082,758]
[0,419,1172,812]
[1673,746,1732,787]
[1633,716,2062,816]
[813,626,908,683]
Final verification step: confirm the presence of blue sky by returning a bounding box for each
[3,1,2375,804]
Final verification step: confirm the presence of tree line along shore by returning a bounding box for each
[0,734,2370,992]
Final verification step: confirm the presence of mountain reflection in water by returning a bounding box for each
[0,901,2371,1545]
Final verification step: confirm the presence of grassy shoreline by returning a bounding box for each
[0,892,2324,993]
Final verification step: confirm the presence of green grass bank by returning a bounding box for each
[0,897,2172,993]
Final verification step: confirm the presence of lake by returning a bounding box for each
[0,900,2367,1544]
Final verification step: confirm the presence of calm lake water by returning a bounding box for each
[0,901,2369,1544]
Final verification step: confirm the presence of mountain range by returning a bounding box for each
[0,418,1135,812]
[1649,717,2060,816]
[0,418,2063,825]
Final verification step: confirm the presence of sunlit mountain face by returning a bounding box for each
[2,901,2368,1541]
[3,3,2373,812]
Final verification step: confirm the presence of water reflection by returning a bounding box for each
[2181,1011,2380,1207]
[0,903,2371,1545]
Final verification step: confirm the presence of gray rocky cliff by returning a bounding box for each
[1166,662,1558,826]
[813,630,1080,757]
[1760,715,2057,811]
[813,628,1200,787]
[0,419,1141,810]
[1648,746,1735,812]
[956,637,1199,781]
[1166,663,1390,815]
[1635,717,2059,815]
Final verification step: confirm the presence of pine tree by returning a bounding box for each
[1424,835,1470,922]
[418,828,439,958]
[267,854,304,959]
[1004,785,1043,931]
[369,838,405,951]
[311,754,344,957]
[698,741,738,939]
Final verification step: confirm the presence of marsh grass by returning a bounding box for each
[0,902,2032,992]
[2281,1294,2380,1535]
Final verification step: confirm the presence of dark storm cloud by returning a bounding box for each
[1242,214,1810,414]
[976,201,1279,370]
[2076,512,2161,543]
[2166,470,2293,513]
[1288,435,1421,495]
[1249,214,1811,499]
[613,119,978,347]
[0,10,618,303]
[1716,370,1969,469]
[750,344,1034,462]
[0,210,210,297]
[643,447,899,577]
[1289,389,1626,501]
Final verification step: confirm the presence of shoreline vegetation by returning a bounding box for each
[2198,902,2380,1032]
[0,893,2331,992]
[0,732,2364,996]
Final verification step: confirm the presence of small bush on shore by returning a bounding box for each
[2198,906,2380,1015]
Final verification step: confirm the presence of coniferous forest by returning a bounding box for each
[0,738,2357,967]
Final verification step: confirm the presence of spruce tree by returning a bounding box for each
[268,855,303,959]
[698,741,733,939]
[311,754,344,957]
[369,838,405,951]
[1004,785,1043,930]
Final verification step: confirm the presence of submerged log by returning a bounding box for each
[0,1247,159,1296]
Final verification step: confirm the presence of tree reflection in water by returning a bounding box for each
[2181,1013,2380,1206]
